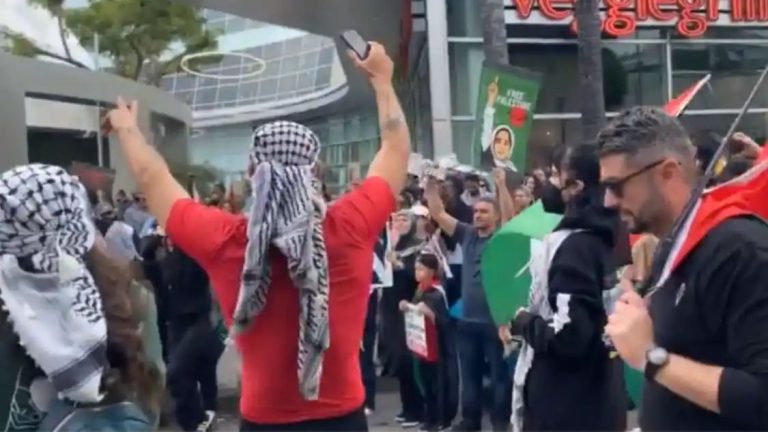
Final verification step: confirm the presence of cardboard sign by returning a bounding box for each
[404,308,428,358]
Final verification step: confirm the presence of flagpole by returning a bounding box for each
[642,63,768,296]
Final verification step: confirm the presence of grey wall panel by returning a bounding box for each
[0,52,192,192]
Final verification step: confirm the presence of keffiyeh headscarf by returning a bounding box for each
[234,121,329,400]
[0,164,107,403]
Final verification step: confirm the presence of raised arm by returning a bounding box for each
[424,177,458,237]
[103,98,189,229]
[349,42,410,195]
[493,168,517,223]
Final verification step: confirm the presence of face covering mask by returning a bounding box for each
[541,183,565,214]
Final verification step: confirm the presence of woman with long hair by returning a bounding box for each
[0,164,160,431]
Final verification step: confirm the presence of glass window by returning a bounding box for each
[671,27,768,40]
[238,81,259,101]
[297,71,315,90]
[262,59,280,79]
[302,35,324,51]
[160,76,174,91]
[246,46,263,59]
[263,42,284,60]
[195,87,217,106]
[315,65,332,86]
[447,0,482,37]
[318,46,334,66]
[282,55,300,73]
[449,42,666,116]
[217,84,238,103]
[260,78,278,97]
[175,75,194,91]
[278,74,297,94]
[197,76,217,88]
[299,51,320,70]
[221,52,242,68]
[175,91,194,105]
[285,37,303,54]
[672,43,768,109]
[329,121,345,145]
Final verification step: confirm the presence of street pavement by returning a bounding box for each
[208,345,637,431]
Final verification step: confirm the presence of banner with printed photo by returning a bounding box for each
[473,61,541,172]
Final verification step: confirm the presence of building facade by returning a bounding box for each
[431,0,768,170]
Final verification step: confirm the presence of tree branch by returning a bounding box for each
[126,37,145,81]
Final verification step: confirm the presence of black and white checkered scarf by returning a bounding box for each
[0,164,107,403]
[233,121,329,400]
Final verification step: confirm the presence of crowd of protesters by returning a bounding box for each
[2,37,768,432]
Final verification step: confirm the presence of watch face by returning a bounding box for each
[648,347,669,365]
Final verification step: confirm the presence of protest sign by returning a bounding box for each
[481,201,563,325]
[473,61,541,172]
[405,308,429,358]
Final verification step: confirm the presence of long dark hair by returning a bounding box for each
[85,244,161,416]
[560,144,603,211]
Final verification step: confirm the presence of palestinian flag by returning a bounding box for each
[481,201,563,325]
[654,153,768,288]
[663,74,711,117]
[372,221,393,289]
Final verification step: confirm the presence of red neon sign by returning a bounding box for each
[509,0,768,37]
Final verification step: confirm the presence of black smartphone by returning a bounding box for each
[340,29,370,60]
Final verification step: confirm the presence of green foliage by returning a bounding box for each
[65,0,220,85]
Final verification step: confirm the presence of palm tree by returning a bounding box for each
[479,0,509,65]
[27,0,77,65]
[574,0,606,145]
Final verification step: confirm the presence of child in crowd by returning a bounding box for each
[399,253,458,431]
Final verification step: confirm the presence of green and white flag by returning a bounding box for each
[481,201,562,325]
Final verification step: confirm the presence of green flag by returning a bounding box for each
[473,61,541,171]
[481,201,562,325]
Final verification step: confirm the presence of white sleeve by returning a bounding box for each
[481,106,495,152]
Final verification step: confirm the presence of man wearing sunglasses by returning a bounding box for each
[597,106,768,430]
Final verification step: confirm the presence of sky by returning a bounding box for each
[0,0,95,68]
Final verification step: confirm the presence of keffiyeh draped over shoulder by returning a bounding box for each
[234,121,329,400]
[0,164,107,403]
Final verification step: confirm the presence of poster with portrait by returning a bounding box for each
[472,61,541,171]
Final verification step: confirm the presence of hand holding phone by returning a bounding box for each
[342,31,394,88]
[340,30,370,60]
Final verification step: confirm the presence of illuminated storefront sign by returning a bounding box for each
[509,0,768,37]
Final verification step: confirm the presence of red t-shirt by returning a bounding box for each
[165,177,395,423]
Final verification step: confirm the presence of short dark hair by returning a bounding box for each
[597,106,694,167]
[475,196,500,213]
[465,174,481,183]
[417,253,440,272]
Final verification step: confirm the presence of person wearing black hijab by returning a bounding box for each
[510,145,626,431]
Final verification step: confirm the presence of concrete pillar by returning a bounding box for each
[0,67,30,172]
[425,0,454,158]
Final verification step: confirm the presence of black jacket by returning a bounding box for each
[162,246,213,322]
[513,187,626,431]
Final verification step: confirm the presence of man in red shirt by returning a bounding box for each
[103,41,410,431]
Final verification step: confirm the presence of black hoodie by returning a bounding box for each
[513,187,626,431]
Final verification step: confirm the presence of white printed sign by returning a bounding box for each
[404,307,428,358]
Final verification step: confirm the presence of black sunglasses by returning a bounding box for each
[601,159,665,198]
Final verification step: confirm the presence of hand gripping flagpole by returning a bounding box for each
[640,64,768,297]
